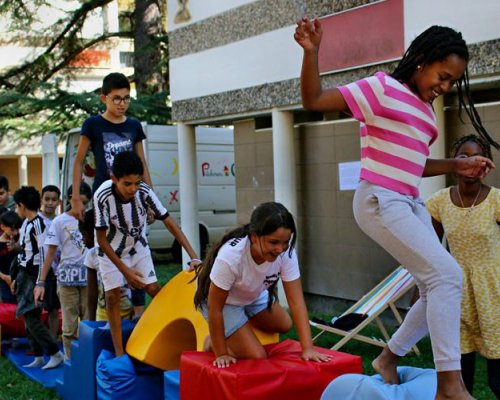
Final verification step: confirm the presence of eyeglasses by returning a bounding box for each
[106,95,132,105]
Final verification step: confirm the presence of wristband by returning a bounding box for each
[35,281,45,287]
[187,258,202,266]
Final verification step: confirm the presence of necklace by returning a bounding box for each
[456,185,482,216]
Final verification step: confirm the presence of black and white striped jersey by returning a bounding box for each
[18,214,47,280]
[94,180,169,258]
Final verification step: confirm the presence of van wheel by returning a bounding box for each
[171,225,209,264]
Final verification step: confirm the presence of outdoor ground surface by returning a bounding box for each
[0,262,495,400]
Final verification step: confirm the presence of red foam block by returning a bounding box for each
[180,339,362,400]
[0,303,62,338]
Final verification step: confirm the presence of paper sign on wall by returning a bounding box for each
[338,161,361,191]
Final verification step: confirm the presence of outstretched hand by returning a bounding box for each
[294,17,322,51]
[213,354,237,368]
[301,348,331,363]
[456,155,495,179]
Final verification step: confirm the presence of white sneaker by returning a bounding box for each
[42,351,64,370]
[23,356,44,368]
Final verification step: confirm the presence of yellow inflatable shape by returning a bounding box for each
[126,270,279,370]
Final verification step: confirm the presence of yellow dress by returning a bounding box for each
[426,187,500,358]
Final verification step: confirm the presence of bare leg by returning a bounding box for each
[105,288,124,356]
[203,335,212,352]
[145,282,161,298]
[372,346,401,385]
[226,323,267,359]
[249,302,292,334]
[49,309,59,339]
[435,371,475,400]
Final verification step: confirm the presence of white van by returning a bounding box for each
[60,124,236,261]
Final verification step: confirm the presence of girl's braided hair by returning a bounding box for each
[391,25,499,150]
[450,134,492,159]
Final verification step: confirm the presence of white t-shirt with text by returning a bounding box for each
[44,212,87,286]
[210,236,300,306]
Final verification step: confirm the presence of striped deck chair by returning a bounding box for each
[310,266,420,355]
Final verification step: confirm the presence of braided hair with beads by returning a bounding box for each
[450,134,492,160]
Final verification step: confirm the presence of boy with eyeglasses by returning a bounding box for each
[70,72,153,318]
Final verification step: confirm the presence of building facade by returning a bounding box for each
[167,0,500,302]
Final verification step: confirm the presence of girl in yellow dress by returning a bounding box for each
[426,134,499,397]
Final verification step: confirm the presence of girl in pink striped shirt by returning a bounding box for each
[295,19,497,400]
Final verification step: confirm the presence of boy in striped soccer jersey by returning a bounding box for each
[12,186,64,369]
[94,151,200,356]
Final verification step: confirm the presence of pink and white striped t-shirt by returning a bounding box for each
[338,72,437,197]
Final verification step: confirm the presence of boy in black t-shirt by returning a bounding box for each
[71,73,153,317]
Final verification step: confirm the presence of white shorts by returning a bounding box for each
[98,252,157,292]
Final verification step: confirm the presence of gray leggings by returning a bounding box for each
[353,180,463,371]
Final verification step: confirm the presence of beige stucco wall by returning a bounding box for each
[0,158,20,191]
[234,101,500,302]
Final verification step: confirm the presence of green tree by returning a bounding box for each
[0,0,170,138]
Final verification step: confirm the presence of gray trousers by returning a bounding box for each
[353,180,462,371]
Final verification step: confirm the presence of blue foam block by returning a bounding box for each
[320,366,437,400]
[2,338,63,389]
[57,320,136,400]
[97,349,164,400]
[164,370,180,400]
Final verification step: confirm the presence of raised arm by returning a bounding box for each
[294,17,348,112]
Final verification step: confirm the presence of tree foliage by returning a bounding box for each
[0,0,170,138]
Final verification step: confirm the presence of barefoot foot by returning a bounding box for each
[372,347,400,385]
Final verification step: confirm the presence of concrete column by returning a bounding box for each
[18,155,28,186]
[42,134,60,187]
[271,109,298,217]
[177,123,200,268]
[420,96,446,200]
[272,109,298,308]
[103,2,120,69]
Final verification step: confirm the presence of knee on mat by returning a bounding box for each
[247,346,267,360]
[275,314,293,333]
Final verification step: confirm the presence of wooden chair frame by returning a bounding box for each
[310,266,420,355]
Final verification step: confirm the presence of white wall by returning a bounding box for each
[170,25,302,101]
[404,0,500,46]
[170,0,500,102]
[167,0,256,31]
[0,0,117,69]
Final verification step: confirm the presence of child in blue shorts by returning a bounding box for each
[193,202,329,368]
